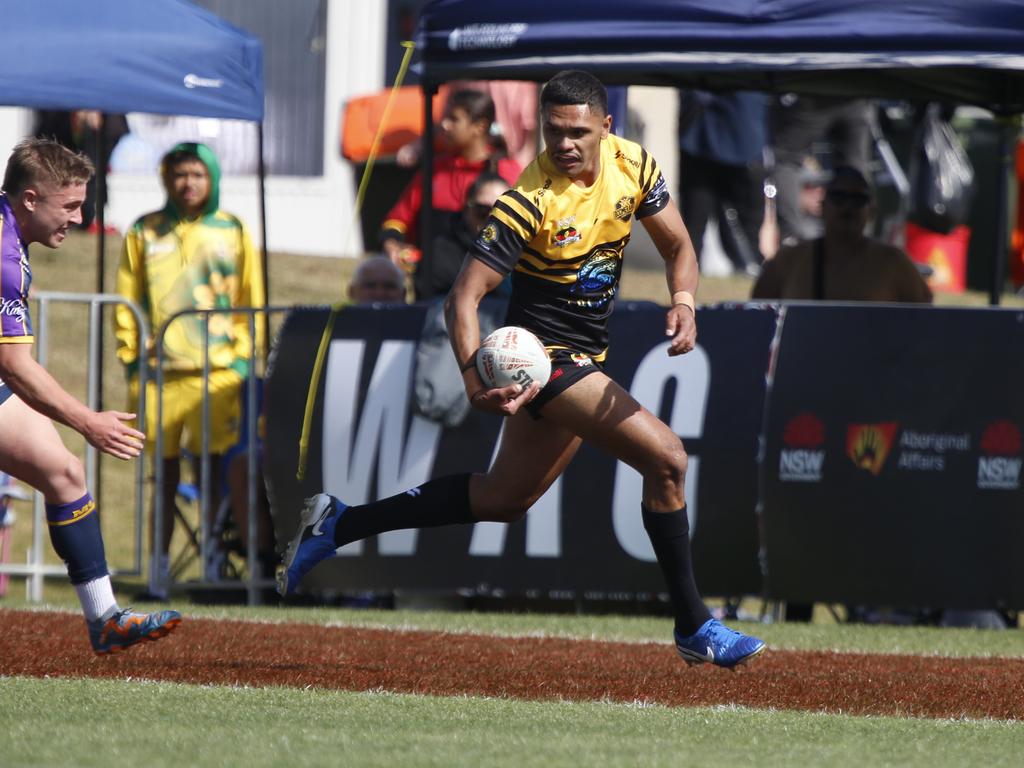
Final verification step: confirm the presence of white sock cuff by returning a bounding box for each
[76,575,118,622]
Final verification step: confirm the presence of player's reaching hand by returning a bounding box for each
[82,411,146,460]
[470,382,541,417]
[665,303,697,356]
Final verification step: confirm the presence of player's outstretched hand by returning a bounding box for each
[665,304,697,356]
[83,411,146,460]
[470,381,540,417]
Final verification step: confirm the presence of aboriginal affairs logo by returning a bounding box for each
[552,226,581,247]
[614,196,635,221]
[779,412,825,482]
[846,422,898,475]
[977,420,1022,490]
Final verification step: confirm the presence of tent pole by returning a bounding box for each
[94,116,109,508]
[95,119,107,294]
[421,81,438,267]
[990,119,1014,306]
[257,121,270,360]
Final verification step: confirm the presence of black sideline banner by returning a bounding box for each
[265,303,776,599]
[760,305,1024,610]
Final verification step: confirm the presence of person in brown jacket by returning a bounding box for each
[753,165,932,304]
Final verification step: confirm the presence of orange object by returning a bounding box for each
[341,86,446,162]
[905,221,970,293]
[1011,139,1024,288]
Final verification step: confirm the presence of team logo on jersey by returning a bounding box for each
[570,249,620,306]
[552,226,581,247]
[614,196,635,221]
[480,223,498,244]
[569,352,593,367]
[847,422,898,475]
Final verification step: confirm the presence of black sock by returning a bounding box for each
[642,504,712,637]
[333,473,475,548]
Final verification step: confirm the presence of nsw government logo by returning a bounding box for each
[779,413,825,482]
[977,420,1022,490]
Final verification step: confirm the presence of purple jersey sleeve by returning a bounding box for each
[0,195,33,342]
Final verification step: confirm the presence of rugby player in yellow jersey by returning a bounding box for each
[279,71,764,668]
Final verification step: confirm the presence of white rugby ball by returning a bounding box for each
[476,326,551,390]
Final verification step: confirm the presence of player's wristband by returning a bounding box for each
[459,352,478,373]
[671,290,696,314]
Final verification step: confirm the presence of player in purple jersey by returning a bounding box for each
[0,138,180,654]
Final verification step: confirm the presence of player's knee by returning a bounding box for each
[39,452,86,500]
[61,454,87,491]
[647,441,688,490]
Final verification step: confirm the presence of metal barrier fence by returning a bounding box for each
[0,291,150,601]
[1,295,295,606]
[150,305,293,605]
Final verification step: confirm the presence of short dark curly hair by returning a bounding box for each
[540,70,608,116]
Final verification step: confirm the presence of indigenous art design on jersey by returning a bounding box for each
[470,133,669,358]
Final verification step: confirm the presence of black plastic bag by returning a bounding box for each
[909,104,974,234]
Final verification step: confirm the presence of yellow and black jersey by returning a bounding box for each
[470,133,669,358]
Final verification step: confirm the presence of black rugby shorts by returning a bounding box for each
[525,347,603,419]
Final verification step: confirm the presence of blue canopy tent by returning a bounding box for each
[0,0,265,296]
[415,0,1024,301]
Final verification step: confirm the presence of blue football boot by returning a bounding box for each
[276,493,346,596]
[675,618,766,669]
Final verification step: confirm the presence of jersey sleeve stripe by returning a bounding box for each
[492,204,536,240]
[644,157,661,196]
[514,264,578,283]
[638,147,651,193]
[505,190,543,224]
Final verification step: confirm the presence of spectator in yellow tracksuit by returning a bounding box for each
[114,142,264,599]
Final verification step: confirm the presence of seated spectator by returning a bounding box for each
[752,166,932,303]
[380,89,521,268]
[416,172,510,301]
[770,96,876,247]
[348,255,408,305]
[114,141,264,599]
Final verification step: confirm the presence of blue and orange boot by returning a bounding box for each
[87,608,182,655]
[276,493,347,596]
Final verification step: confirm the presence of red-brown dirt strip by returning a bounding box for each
[2,610,1022,720]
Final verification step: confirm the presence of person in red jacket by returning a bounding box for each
[380,89,521,266]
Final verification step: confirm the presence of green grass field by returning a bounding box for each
[3,603,1024,767]
[5,677,1021,768]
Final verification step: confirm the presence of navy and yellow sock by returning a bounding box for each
[46,493,109,585]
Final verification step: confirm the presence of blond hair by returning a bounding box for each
[3,137,94,196]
